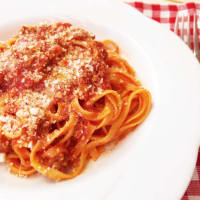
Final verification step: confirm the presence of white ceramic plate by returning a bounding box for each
[0,0,200,200]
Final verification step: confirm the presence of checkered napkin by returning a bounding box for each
[128,2,200,49]
[127,2,200,200]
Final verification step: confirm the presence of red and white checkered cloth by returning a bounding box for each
[127,2,200,200]
[128,2,200,49]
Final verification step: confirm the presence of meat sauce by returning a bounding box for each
[0,23,110,153]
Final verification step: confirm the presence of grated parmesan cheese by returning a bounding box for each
[0,22,110,152]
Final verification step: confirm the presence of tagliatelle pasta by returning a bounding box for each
[0,23,151,181]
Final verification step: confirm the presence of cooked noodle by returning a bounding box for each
[0,23,151,181]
